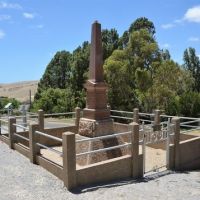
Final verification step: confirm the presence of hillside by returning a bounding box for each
[0,81,38,103]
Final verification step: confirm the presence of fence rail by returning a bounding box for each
[35,131,62,143]
[14,133,29,142]
[13,123,29,131]
[44,112,75,117]
[76,142,131,157]
[36,143,62,156]
[76,131,131,143]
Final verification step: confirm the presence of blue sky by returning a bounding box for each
[0,0,200,83]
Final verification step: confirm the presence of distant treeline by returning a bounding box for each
[32,17,200,117]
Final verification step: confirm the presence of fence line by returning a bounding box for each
[13,123,29,131]
[76,142,131,157]
[35,131,62,143]
[36,143,62,156]
[14,133,29,142]
[44,112,75,117]
[76,131,131,143]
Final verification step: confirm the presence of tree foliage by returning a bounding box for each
[183,47,200,92]
[32,17,200,117]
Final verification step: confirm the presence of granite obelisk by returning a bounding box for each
[79,21,113,137]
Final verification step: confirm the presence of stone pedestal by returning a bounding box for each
[79,118,114,137]
[83,80,110,120]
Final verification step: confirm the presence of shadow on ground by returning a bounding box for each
[71,170,184,194]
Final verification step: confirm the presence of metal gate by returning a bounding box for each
[140,119,174,176]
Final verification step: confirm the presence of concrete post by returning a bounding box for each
[29,123,40,164]
[8,117,16,149]
[62,132,76,190]
[133,108,139,123]
[75,107,81,133]
[38,109,44,131]
[0,119,1,135]
[22,106,27,130]
[172,117,180,170]
[130,122,141,178]
[153,110,161,131]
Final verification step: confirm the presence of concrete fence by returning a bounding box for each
[1,108,200,190]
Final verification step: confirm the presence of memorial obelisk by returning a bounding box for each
[79,21,113,137]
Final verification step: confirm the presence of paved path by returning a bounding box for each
[1,140,200,200]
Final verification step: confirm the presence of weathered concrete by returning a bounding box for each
[133,108,139,123]
[8,117,16,149]
[63,132,76,190]
[29,123,39,164]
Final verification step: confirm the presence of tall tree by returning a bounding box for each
[183,47,200,92]
[102,29,119,60]
[129,17,156,37]
[34,51,72,100]
[70,41,90,92]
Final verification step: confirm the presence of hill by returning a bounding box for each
[0,81,38,103]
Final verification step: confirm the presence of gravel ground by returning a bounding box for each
[1,140,200,200]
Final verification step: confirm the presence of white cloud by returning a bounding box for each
[23,12,35,19]
[184,5,200,23]
[198,54,200,58]
[161,43,171,48]
[161,23,175,29]
[0,29,5,39]
[174,19,182,24]
[0,1,22,9]
[36,24,44,29]
[30,24,44,29]
[188,37,200,42]
[0,14,11,21]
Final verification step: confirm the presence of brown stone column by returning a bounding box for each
[153,110,161,131]
[83,21,110,121]
[29,123,40,164]
[172,117,180,170]
[8,117,16,149]
[75,107,81,133]
[133,108,139,123]
[0,119,1,135]
[79,21,113,137]
[38,109,44,131]
[130,122,141,178]
[62,132,76,190]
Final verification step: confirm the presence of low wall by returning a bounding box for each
[178,137,200,170]
[13,126,77,147]
[0,134,9,145]
[169,137,200,170]
[13,143,30,158]
[36,155,63,180]
[76,154,143,186]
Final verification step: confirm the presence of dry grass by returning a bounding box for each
[0,80,38,103]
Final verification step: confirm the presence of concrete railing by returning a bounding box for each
[1,108,200,190]
[111,109,200,134]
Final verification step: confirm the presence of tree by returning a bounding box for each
[102,29,120,60]
[34,51,72,100]
[70,41,90,92]
[161,49,171,61]
[151,60,193,115]
[129,17,156,37]
[32,88,76,113]
[127,29,160,71]
[104,50,138,110]
[104,18,161,112]
[183,47,200,92]
[179,92,200,117]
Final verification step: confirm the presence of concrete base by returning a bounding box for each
[78,118,114,137]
